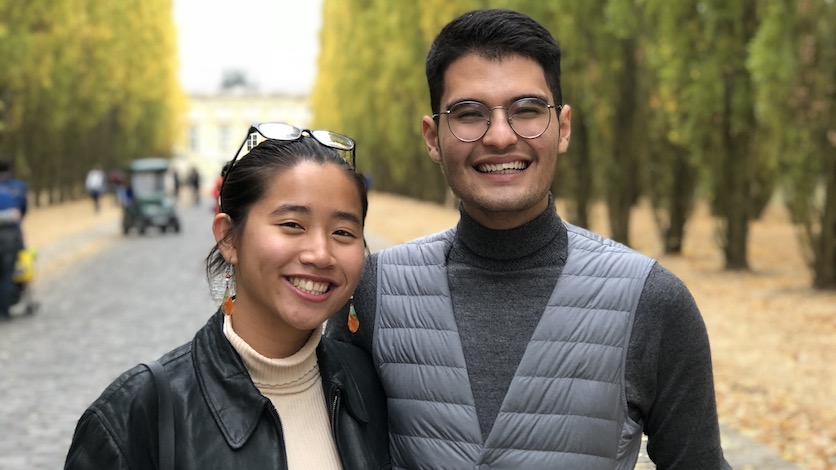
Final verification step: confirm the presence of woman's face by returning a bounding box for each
[217,161,365,351]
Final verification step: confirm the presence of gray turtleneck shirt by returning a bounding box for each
[326,197,728,468]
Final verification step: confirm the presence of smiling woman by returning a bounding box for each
[64,124,391,470]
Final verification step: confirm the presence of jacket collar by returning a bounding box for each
[193,310,371,449]
[317,336,370,424]
[193,310,270,449]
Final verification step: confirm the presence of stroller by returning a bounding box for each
[9,247,38,316]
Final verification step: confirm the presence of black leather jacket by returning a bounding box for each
[65,310,391,469]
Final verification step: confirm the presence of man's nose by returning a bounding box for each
[481,107,518,148]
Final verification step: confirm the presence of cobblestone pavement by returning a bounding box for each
[0,200,217,469]
[0,199,802,469]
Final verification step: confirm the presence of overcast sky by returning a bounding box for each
[173,0,323,94]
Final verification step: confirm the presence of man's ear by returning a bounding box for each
[422,116,442,164]
[212,213,237,264]
[557,105,572,154]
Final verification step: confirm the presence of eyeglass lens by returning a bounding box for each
[446,98,553,142]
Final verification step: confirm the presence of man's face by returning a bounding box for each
[422,53,571,230]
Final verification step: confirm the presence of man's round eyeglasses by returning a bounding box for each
[433,98,560,143]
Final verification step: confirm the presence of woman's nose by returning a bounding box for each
[299,234,336,268]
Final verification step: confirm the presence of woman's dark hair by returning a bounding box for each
[205,136,368,282]
[425,9,563,115]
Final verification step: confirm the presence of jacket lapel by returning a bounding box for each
[193,310,270,449]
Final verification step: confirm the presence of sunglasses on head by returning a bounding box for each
[218,122,357,212]
[228,122,356,171]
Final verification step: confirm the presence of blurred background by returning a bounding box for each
[0,1,833,469]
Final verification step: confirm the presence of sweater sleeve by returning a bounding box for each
[627,263,731,469]
[324,252,379,354]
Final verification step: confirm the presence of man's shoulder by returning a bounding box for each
[378,228,456,259]
[564,222,653,260]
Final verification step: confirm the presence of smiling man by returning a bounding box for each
[326,9,730,469]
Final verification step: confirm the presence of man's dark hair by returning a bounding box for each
[0,159,11,173]
[425,9,563,115]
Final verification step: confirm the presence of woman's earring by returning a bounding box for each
[347,296,359,333]
[223,265,235,315]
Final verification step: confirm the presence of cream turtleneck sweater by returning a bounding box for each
[223,315,342,469]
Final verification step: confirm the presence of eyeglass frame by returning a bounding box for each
[218,122,357,211]
[433,97,562,143]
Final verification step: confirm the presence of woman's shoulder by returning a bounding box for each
[317,336,378,381]
[86,343,193,422]
[318,336,372,362]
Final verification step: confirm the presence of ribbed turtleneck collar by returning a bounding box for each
[452,194,567,270]
[223,315,321,391]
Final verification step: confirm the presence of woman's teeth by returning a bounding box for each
[290,278,329,294]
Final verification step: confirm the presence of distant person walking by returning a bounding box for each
[0,158,27,321]
[187,167,201,206]
[172,170,181,201]
[85,165,106,213]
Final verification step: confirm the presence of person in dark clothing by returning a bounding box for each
[187,166,201,206]
[0,158,27,321]
[325,9,730,469]
[172,170,181,200]
[65,124,390,469]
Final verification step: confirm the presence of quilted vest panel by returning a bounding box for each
[374,224,654,469]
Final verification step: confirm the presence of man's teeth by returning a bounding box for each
[290,278,329,294]
[477,161,528,173]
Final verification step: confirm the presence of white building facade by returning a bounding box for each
[172,90,310,196]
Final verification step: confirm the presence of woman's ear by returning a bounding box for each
[212,213,237,264]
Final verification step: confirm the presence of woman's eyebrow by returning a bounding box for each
[270,204,361,225]
[270,204,310,216]
[333,210,362,225]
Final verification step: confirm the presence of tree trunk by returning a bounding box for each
[570,110,592,228]
[607,39,640,246]
[812,157,836,289]
[719,72,752,270]
[664,145,697,253]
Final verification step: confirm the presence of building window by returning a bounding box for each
[189,126,199,151]
[219,125,231,151]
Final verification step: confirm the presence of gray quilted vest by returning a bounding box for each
[374,223,655,469]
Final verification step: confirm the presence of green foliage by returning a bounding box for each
[749,0,836,288]
[0,0,183,203]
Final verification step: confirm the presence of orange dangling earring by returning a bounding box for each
[347,296,359,333]
[222,265,235,315]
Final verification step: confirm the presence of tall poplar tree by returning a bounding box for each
[0,0,183,204]
[750,0,836,288]
[642,0,701,253]
[681,0,763,269]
